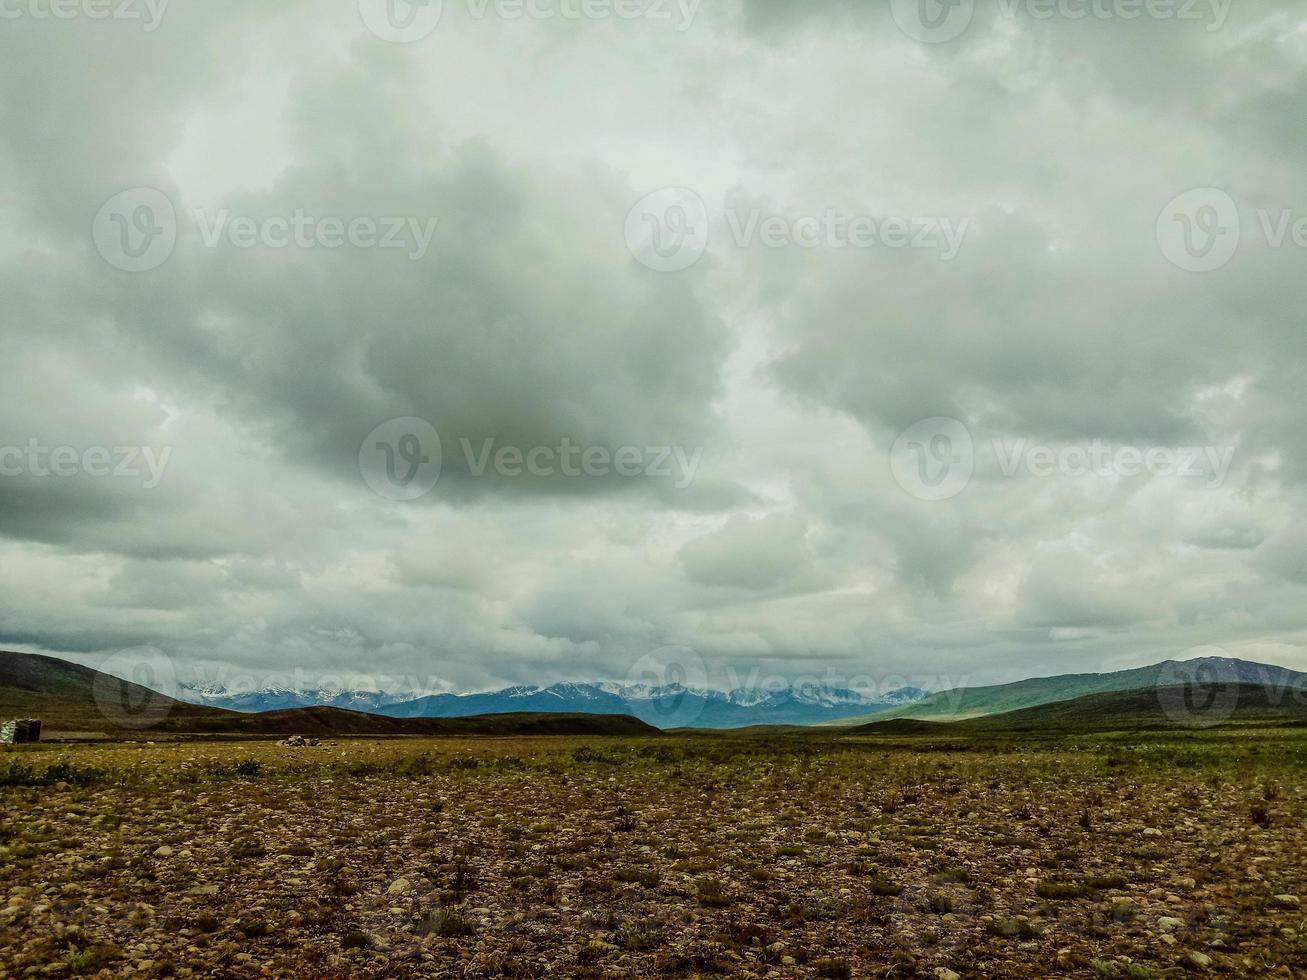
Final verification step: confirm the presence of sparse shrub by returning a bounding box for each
[988,916,1042,939]
[230,838,266,860]
[615,922,662,950]
[1037,881,1090,900]
[695,877,730,907]
[331,875,360,897]
[923,893,954,915]
[64,944,115,974]
[417,908,474,938]
[613,866,660,887]
[813,957,852,978]
[1085,873,1128,891]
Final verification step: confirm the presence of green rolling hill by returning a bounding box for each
[833,656,1307,726]
[848,681,1307,735]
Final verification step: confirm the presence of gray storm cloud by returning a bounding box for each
[1,0,1306,689]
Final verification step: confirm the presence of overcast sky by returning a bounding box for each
[2,0,1306,695]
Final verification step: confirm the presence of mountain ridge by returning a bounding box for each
[0,652,659,738]
[832,656,1307,726]
[848,681,1307,735]
[176,679,928,729]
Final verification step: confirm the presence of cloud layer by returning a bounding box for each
[2,0,1306,693]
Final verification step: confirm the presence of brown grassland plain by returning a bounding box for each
[1,729,1305,978]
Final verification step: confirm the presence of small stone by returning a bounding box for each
[934,970,962,980]
[1271,895,1300,908]
[387,879,411,896]
[1186,951,1213,969]
[1142,828,1163,837]
[780,956,797,967]
[152,846,174,858]
[1158,916,1185,932]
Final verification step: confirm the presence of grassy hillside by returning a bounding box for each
[0,651,238,733]
[849,682,1307,735]
[0,652,658,738]
[835,656,1307,725]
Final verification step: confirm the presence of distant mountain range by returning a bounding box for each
[176,680,928,729]
[9,649,1306,738]
[0,652,658,738]
[833,656,1307,726]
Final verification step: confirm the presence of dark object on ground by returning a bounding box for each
[0,718,41,744]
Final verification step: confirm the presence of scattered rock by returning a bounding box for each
[1185,950,1213,969]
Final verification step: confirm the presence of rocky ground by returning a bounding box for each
[1,730,1304,978]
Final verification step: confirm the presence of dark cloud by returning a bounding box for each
[0,3,1305,689]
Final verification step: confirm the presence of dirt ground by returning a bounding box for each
[1,731,1304,978]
